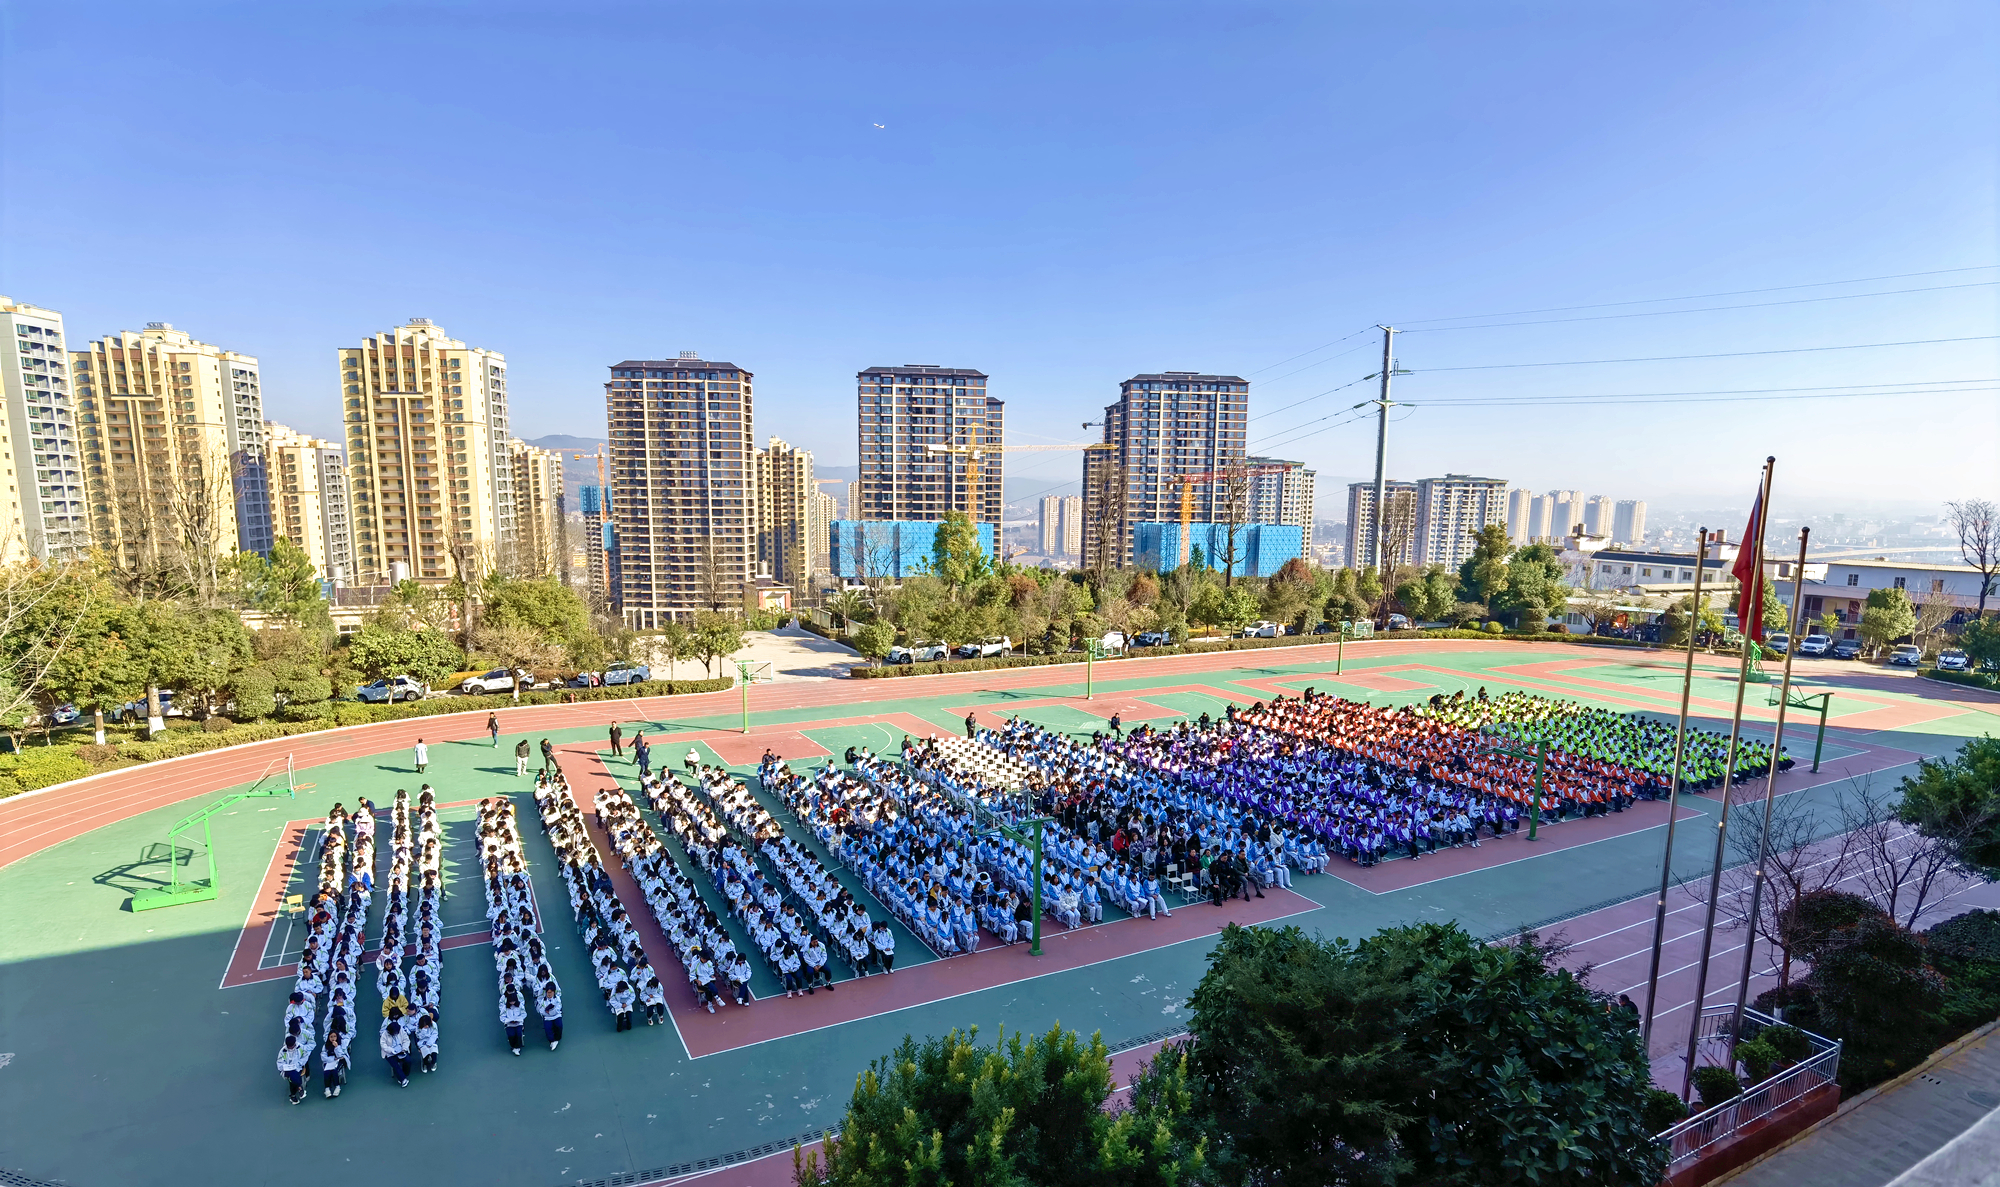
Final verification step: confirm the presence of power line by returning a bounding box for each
[1392,264,2000,327]
[1412,377,1996,404]
[1243,326,1376,376]
[1398,280,2000,333]
[1415,335,2000,373]
[1248,374,1376,421]
[1409,384,1998,409]
[1257,339,1378,386]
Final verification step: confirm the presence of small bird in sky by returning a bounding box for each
[873,123,886,129]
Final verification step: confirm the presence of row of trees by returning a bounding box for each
[800,921,1671,1187]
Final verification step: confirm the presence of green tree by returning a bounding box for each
[1896,735,2000,879]
[1181,925,1413,1187]
[931,511,991,596]
[689,610,744,678]
[1961,614,2000,671]
[230,538,331,633]
[178,608,256,716]
[1354,566,1384,615]
[1189,584,1227,637]
[1456,524,1512,607]
[1817,610,1843,638]
[482,575,604,671]
[1219,586,1260,632]
[1358,923,1668,1186]
[1327,568,1370,623]
[798,1024,1200,1187]
[1781,891,1947,1088]
[1860,587,1916,653]
[348,621,464,685]
[1492,542,1569,630]
[0,562,131,727]
[851,621,895,661]
[656,619,693,682]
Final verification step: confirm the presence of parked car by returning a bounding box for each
[116,690,182,721]
[888,639,949,664]
[1241,620,1281,638]
[1767,633,1791,655]
[1830,638,1863,660]
[1386,614,1413,630]
[356,676,429,704]
[566,672,602,688]
[1936,648,1972,672]
[1133,630,1172,647]
[50,703,80,725]
[1888,644,1923,667]
[1796,634,1832,656]
[954,636,1012,659]
[460,668,535,694]
[1100,631,1127,652]
[602,661,652,686]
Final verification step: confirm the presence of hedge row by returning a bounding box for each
[5,677,737,795]
[1922,668,2000,693]
[848,629,1657,678]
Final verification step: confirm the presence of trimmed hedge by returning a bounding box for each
[3,676,736,796]
[848,629,1659,678]
[1923,669,2000,692]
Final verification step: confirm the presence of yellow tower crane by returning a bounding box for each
[922,440,1116,516]
[1170,462,1296,568]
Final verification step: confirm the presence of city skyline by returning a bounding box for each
[3,5,1991,513]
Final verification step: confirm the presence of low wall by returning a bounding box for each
[1662,1081,1840,1187]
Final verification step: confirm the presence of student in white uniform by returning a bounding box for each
[319,1032,348,1099]
[278,1033,310,1104]
[499,988,528,1055]
[608,979,636,1032]
[536,981,564,1049]
[414,1012,440,1074]
[380,1015,412,1087]
[871,922,896,972]
[638,975,666,1025]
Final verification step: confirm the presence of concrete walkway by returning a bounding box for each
[1720,1026,2000,1187]
[730,624,866,681]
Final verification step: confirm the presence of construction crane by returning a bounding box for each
[923,441,1114,518]
[1170,462,1295,568]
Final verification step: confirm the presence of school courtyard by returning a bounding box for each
[1,638,1995,1187]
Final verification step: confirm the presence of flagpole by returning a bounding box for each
[1680,455,1776,1102]
[1638,523,1711,1054]
[1726,526,1812,1066]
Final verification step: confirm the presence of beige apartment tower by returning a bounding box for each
[73,322,267,576]
[265,423,356,580]
[0,297,88,563]
[854,365,1003,534]
[508,438,566,576]
[339,319,508,586]
[605,354,755,626]
[754,436,815,592]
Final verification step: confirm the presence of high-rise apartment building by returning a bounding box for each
[579,484,611,607]
[508,438,566,576]
[1345,479,1420,571]
[74,322,267,573]
[810,489,836,576]
[1061,495,1083,557]
[1548,490,1586,540]
[1413,474,1508,569]
[1613,499,1647,546]
[1246,455,1317,554]
[604,354,755,627]
[754,436,815,592]
[1505,488,1534,544]
[1082,372,1248,570]
[1038,494,1065,555]
[854,365,1002,535]
[845,480,861,520]
[266,423,354,581]
[0,298,87,563]
[1527,494,1555,541]
[1583,494,1615,537]
[339,319,507,586]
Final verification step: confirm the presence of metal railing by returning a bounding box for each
[1658,1006,1841,1172]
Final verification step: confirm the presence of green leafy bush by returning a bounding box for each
[1693,1065,1743,1111]
[1642,1088,1688,1134]
[230,667,278,720]
[1922,669,1999,692]
[1736,1037,1779,1083]
[201,716,236,733]
[1758,1022,1812,1064]
[1925,910,2000,961]
[1485,621,1505,634]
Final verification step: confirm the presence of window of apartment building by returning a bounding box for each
[1847,573,1859,585]
[1894,576,1906,589]
[1932,579,1945,592]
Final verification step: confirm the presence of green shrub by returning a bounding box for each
[74,742,119,764]
[1926,910,2000,961]
[1693,1064,1743,1111]
[202,716,236,733]
[1758,1022,1812,1065]
[1922,669,2000,692]
[1485,621,1505,634]
[1641,1087,1688,1134]
[0,747,93,792]
[230,668,278,720]
[1736,1037,1779,1083]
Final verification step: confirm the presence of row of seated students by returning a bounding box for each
[375,787,443,1085]
[530,771,647,1033]
[638,769,831,999]
[480,795,568,1052]
[980,717,1321,888]
[590,778,747,1012]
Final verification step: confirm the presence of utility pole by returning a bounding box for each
[1369,326,1397,574]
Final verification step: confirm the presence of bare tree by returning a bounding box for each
[1698,786,1857,993]
[1842,777,1961,928]
[1216,464,1252,588]
[1946,498,1997,617]
[1375,489,1418,623]
[697,537,739,613]
[1082,451,1128,584]
[1912,591,1959,651]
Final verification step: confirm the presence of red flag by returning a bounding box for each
[1732,484,1767,642]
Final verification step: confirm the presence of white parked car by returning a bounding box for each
[1796,634,1832,656]
[1241,621,1281,638]
[955,636,1013,659]
[1887,644,1923,667]
[460,668,535,694]
[602,661,652,685]
[888,639,950,664]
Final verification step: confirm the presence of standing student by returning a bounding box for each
[412,738,429,774]
[540,737,557,773]
[964,712,977,739]
[609,723,624,756]
[380,1015,412,1087]
[536,981,564,1049]
[487,714,501,747]
[634,736,651,778]
[278,1033,310,1104]
[515,738,532,777]
[500,988,528,1055]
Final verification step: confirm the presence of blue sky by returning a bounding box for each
[3,2,1994,513]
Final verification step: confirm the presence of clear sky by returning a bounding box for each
[3,2,1994,515]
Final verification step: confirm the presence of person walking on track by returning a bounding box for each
[609,722,624,756]
[964,712,977,738]
[540,738,556,773]
[516,738,532,777]
[487,714,500,746]
[413,738,428,774]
